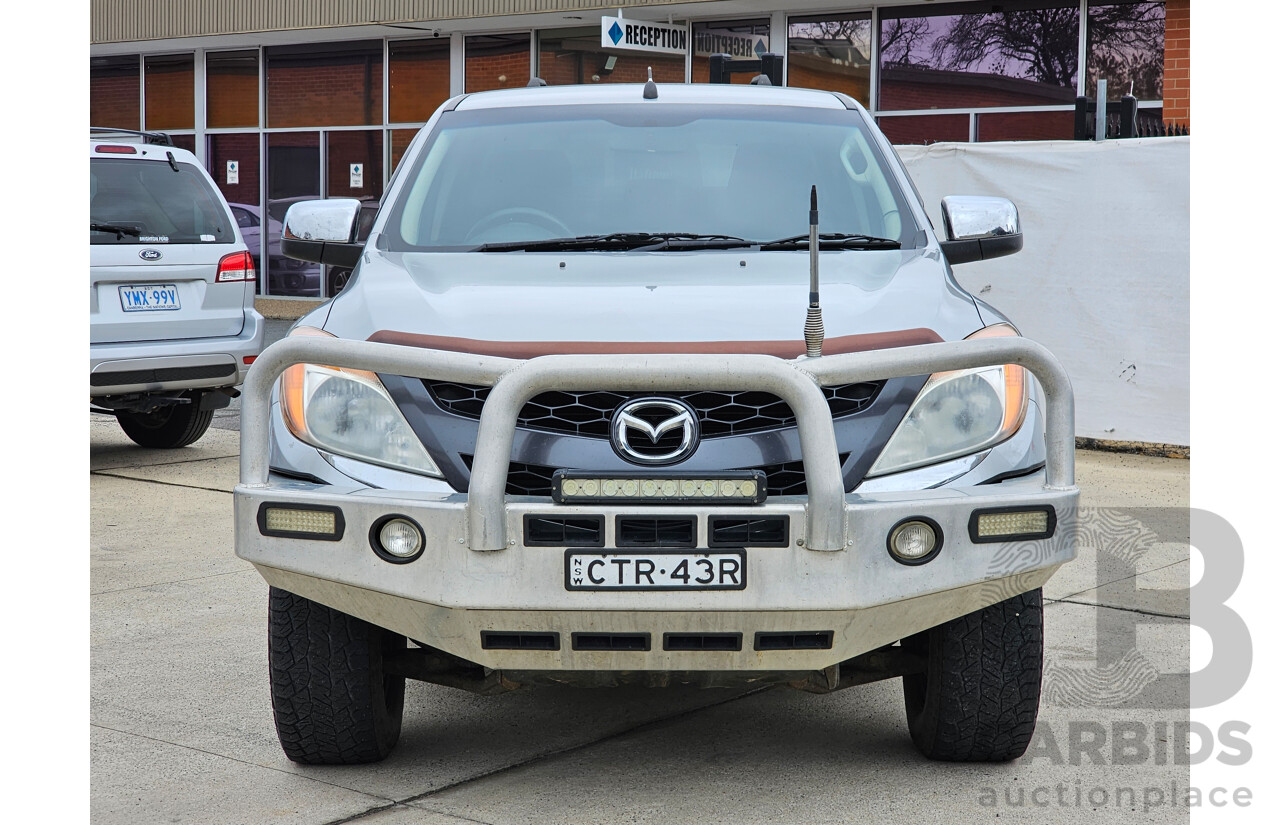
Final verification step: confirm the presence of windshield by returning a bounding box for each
[90,157,234,245]
[386,104,918,251]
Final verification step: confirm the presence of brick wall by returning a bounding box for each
[786,57,869,106]
[389,40,450,123]
[144,60,193,130]
[90,69,139,130]
[1163,0,1189,124]
[208,64,258,129]
[466,50,532,92]
[266,52,382,127]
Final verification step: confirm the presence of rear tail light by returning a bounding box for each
[216,251,255,282]
[94,144,138,154]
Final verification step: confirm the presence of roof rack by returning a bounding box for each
[90,126,174,147]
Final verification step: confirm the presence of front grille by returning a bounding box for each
[91,363,236,387]
[427,381,882,438]
[459,455,849,497]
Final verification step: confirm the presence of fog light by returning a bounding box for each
[887,518,941,565]
[969,507,1056,542]
[257,503,344,541]
[372,516,425,562]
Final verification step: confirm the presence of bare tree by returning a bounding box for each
[931,8,1080,87]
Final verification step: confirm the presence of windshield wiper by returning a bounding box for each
[90,222,142,239]
[759,232,900,251]
[471,232,752,252]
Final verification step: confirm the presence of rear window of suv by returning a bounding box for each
[90,156,234,245]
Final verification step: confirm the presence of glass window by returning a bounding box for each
[787,14,872,106]
[387,104,916,250]
[266,41,383,128]
[91,55,140,130]
[692,20,770,84]
[976,110,1074,141]
[877,114,970,144]
[465,34,532,93]
[1086,1,1165,101]
[144,54,194,130]
[389,39,450,123]
[266,132,321,296]
[538,27,684,85]
[90,157,233,245]
[391,128,419,173]
[327,130,383,201]
[878,2,1080,111]
[207,50,259,129]
[207,133,263,285]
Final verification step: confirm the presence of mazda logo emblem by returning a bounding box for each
[610,397,700,465]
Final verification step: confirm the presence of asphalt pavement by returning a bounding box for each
[91,389,1191,824]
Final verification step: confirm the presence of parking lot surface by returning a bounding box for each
[91,408,1190,824]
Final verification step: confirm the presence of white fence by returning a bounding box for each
[897,137,1190,447]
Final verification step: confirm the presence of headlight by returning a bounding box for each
[280,326,442,478]
[866,324,1027,478]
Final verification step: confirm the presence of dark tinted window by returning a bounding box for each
[878,1,1080,110]
[90,158,234,245]
[1086,1,1165,101]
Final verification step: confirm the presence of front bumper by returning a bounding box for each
[235,336,1078,672]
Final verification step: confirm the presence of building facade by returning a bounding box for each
[90,0,1189,299]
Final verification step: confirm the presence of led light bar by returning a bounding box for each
[551,470,767,505]
[968,506,1056,543]
[257,503,345,540]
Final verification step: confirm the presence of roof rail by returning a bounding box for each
[90,126,174,147]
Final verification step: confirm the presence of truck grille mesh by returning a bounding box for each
[459,456,850,497]
[427,382,882,438]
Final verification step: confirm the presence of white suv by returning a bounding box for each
[90,129,264,447]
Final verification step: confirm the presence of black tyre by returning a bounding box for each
[327,266,352,297]
[116,394,214,448]
[901,588,1043,762]
[268,587,406,764]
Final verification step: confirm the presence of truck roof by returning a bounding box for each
[453,83,851,111]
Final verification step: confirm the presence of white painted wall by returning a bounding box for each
[897,137,1190,446]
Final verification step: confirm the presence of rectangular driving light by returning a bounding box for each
[257,503,345,541]
[551,470,766,505]
[968,506,1056,543]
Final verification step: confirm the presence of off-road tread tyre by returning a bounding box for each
[268,587,405,765]
[902,588,1043,762]
[116,394,214,448]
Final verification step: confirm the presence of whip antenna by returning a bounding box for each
[804,185,825,358]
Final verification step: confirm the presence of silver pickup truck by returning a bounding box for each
[234,82,1077,766]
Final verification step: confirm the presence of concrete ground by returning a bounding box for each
[91,401,1190,823]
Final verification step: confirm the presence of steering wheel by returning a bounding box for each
[464,207,572,242]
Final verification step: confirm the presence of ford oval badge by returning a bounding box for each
[139,249,163,261]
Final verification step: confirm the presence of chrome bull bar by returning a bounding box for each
[239,336,1074,553]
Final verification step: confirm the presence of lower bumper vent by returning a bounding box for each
[663,633,743,651]
[754,631,834,651]
[480,631,560,651]
[571,632,651,652]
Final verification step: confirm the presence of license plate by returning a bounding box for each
[119,284,180,312]
[565,550,746,591]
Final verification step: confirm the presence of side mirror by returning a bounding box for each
[280,198,363,268]
[939,196,1023,265]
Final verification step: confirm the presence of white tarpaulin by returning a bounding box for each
[896,138,1190,447]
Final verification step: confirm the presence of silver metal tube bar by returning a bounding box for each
[803,337,1075,490]
[238,335,1074,556]
[468,355,844,553]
